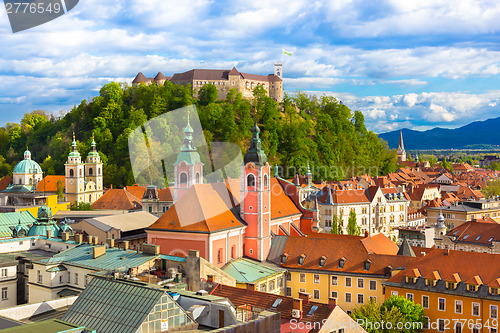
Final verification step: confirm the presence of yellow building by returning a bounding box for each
[274,234,418,312]
[384,248,500,333]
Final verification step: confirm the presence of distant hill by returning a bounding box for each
[379,117,500,150]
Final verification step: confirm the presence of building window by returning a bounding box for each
[345,277,351,287]
[300,273,306,283]
[196,173,200,184]
[231,245,236,259]
[438,319,445,332]
[149,206,152,213]
[75,273,79,285]
[391,291,398,296]
[1,268,7,277]
[277,276,283,289]
[59,275,63,283]
[455,322,462,333]
[217,249,223,263]
[313,290,320,299]
[313,275,320,284]
[472,303,480,316]
[260,283,266,292]
[269,280,275,291]
[358,278,364,288]
[68,272,71,283]
[370,296,377,303]
[69,169,74,177]
[345,293,352,303]
[85,275,90,287]
[438,298,445,311]
[406,293,413,301]
[37,270,42,284]
[89,167,93,176]
[331,276,338,286]
[180,172,188,184]
[422,295,429,309]
[491,305,498,319]
[331,291,338,298]
[423,317,430,330]
[357,294,364,304]
[286,273,291,281]
[286,287,291,296]
[247,174,255,187]
[264,174,268,189]
[369,280,376,290]
[455,300,462,314]
[1,287,7,300]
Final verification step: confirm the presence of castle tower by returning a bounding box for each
[274,63,283,80]
[84,133,103,203]
[65,134,85,203]
[241,120,271,261]
[397,130,407,163]
[173,113,204,201]
[434,212,447,240]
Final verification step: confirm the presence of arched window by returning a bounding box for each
[196,173,200,184]
[29,178,32,185]
[263,174,268,189]
[18,178,22,185]
[69,169,74,177]
[88,167,93,176]
[98,168,101,175]
[247,174,255,187]
[79,169,82,177]
[180,173,188,184]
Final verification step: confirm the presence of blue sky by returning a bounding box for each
[0,0,499,133]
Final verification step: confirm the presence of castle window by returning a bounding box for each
[89,167,93,176]
[180,173,188,184]
[69,169,74,177]
[264,174,268,189]
[98,168,101,175]
[247,174,255,187]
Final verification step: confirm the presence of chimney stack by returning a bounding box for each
[246,283,255,292]
[74,234,83,243]
[120,240,129,250]
[61,232,69,242]
[298,292,311,304]
[328,297,337,308]
[207,275,214,283]
[93,246,106,259]
[93,236,99,245]
[87,235,93,244]
[106,238,115,248]
[46,229,52,239]
[142,244,160,255]
[292,298,303,313]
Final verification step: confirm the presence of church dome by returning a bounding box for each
[37,205,53,220]
[13,150,42,174]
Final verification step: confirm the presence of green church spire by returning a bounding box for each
[244,118,267,166]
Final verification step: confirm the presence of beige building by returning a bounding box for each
[435,220,500,253]
[133,64,283,102]
[141,185,173,215]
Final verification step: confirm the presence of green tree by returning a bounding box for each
[56,180,64,201]
[380,296,426,333]
[70,202,93,211]
[330,214,340,234]
[351,299,406,333]
[440,158,453,172]
[198,84,218,106]
[347,210,360,235]
[482,179,500,197]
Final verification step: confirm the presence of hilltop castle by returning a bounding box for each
[132,64,283,102]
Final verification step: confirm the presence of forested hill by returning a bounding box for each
[0,82,397,187]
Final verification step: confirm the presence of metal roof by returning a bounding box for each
[62,277,166,333]
[36,244,157,271]
[0,319,91,333]
[0,211,36,238]
[222,258,283,283]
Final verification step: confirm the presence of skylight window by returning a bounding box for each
[475,236,481,241]
[489,237,494,242]
[307,305,319,316]
[463,234,469,240]
[271,298,282,308]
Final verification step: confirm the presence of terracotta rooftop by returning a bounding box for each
[91,188,142,210]
[388,249,500,287]
[211,284,334,330]
[0,175,13,191]
[35,175,65,192]
[123,185,147,200]
[446,220,500,245]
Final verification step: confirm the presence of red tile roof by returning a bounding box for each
[91,189,142,210]
[269,178,301,219]
[446,220,500,245]
[0,175,12,191]
[124,185,147,200]
[35,175,65,192]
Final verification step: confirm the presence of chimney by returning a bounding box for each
[292,298,303,312]
[298,292,311,304]
[207,275,214,283]
[246,283,255,292]
[46,229,52,239]
[93,236,99,245]
[121,240,129,250]
[74,234,83,243]
[106,238,115,248]
[328,297,337,308]
[61,231,69,242]
[93,245,106,259]
[189,249,199,258]
[364,230,369,238]
[142,244,160,255]
[110,184,113,189]
[87,235,93,244]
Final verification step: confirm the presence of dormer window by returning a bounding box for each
[468,284,478,292]
[490,288,499,295]
[298,254,306,265]
[364,259,372,271]
[426,279,436,287]
[338,257,346,269]
[406,277,416,284]
[319,256,327,267]
[280,253,289,264]
[446,282,457,290]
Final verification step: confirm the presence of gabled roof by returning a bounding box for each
[211,284,334,329]
[0,175,12,191]
[147,184,244,233]
[446,220,500,245]
[123,185,147,200]
[158,187,173,202]
[62,276,170,333]
[35,175,65,192]
[82,211,158,233]
[269,178,301,219]
[91,189,142,210]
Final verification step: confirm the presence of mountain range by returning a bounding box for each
[379,117,500,150]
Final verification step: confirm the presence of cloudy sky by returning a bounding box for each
[0,0,499,133]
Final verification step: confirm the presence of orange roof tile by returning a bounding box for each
[124,185,147,199]
[35,175,65,192]
[0,175,12,191]
[361,233,399,255]
[147,184,244,233]
[269,178,301,219]
[423,270,441,280]
[443,273,461,283]
[91,189,142,210]
[465,275,483,285]
[158,188,173,202]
